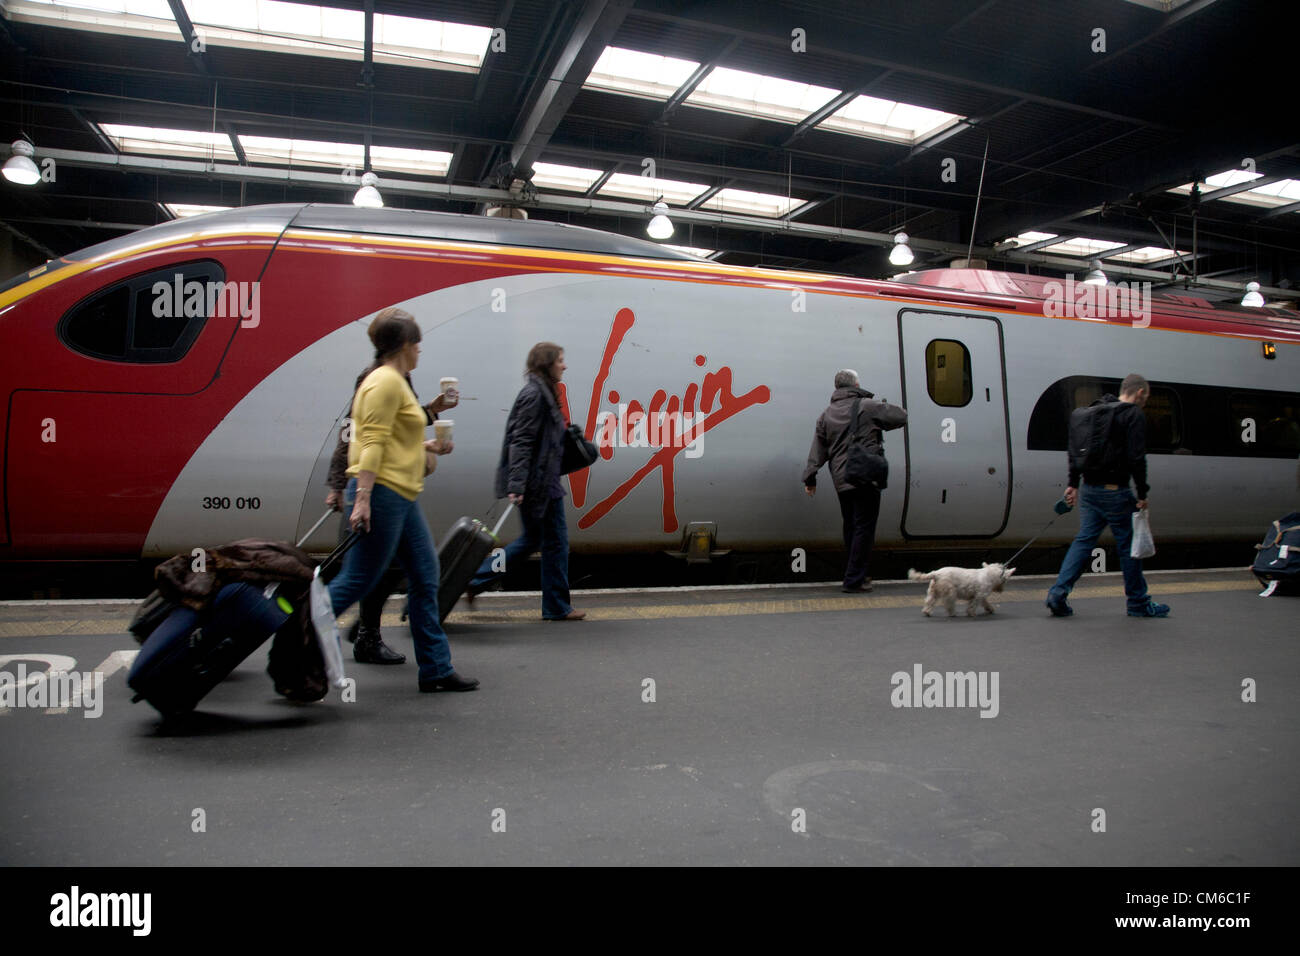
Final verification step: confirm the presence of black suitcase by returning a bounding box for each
[127,526,359,717]
[1252,511,1300,595]
[437,504,514,622]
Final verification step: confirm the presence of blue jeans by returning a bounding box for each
[329,480,453,681]
[1048,484,1150,612]
[469,497,574,619]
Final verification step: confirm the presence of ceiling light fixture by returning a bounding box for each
[1082,259,1107,285]
[3,139,40,185]
[888,232,913,266]
[1241,281,1264,308]
[647,199,674,240]
[352,170,383,208]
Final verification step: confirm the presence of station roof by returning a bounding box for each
[1,0,1296,304]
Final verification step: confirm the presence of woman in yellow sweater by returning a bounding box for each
[328,308,478,693]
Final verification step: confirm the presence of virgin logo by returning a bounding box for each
[557,307,771,533]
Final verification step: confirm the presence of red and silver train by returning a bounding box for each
[1,203,1297,560]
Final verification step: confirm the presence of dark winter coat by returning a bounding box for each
[802,386,908,494]
[494,373,567,519]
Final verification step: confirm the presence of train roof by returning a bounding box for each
[71,202,700,265]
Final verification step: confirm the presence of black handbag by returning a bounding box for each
[560,424,599,475]
[843,398,888,490]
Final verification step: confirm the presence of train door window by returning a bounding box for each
[58,261,223,363]
[924,339,972,407]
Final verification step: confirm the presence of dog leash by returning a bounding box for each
[1003,499,1074,567]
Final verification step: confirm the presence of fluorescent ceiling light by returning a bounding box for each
[1105,245,1189,264]
[10,1,491,71]
[698,187,804,218]
[1039,237,1127,258]
[1120,0,1197,10]
[664,245,715,258]
[597,172,709,205]
[164,203,232,218]
[583,46,700,100]
[99,123,238,161]
[239,136,451,176]
[530,162,605,193]
[818,94,964,145]
[684,66,840,124]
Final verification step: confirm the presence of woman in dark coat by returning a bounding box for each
[467,342,584,621]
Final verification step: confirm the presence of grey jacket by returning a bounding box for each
[802,386,908,493]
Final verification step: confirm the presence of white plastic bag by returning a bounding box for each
[1131,509,1156,559]
[309,570,348,690]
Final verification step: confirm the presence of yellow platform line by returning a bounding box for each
[0,577,1262,637]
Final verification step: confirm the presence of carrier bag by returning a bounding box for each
[1252,511,1300,595]
[437,503,514,622]
[1131,509,1156,559]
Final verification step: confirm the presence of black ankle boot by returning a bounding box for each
[353,626,405,665]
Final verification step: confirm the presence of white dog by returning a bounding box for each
[907,563,1016,617]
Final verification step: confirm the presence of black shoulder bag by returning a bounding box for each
[842,398,889,490]
[561,424,599,475]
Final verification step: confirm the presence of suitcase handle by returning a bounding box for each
[318,528,364,576]
[488,502,514,539]
[296,508,337,549]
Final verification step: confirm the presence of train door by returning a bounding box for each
[898,310,1011,537]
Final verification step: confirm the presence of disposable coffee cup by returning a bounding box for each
[440,377,458,395]
[435,420,453,441]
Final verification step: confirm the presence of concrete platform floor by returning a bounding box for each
[0,568,1295,866]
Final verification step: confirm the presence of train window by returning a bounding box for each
[1029,375,1298,459]
[58,261,222,363]
[924,339,972,407]
[1230,393,1300,458]
[62,286,130,359]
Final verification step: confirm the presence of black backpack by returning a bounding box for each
[1252,512,1300,594]
[1068,400,1125,476]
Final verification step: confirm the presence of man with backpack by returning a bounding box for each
[1046,373,1171,618]
[803,370,908,592]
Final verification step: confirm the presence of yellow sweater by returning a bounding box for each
[347,365,426,501]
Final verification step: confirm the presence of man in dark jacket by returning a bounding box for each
[1045,373,1170,618]
[803,370,908,592]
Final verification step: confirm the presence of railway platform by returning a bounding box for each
[0,567,1294,866]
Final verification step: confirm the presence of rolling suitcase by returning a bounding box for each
[127,525,359,717]
[1253,511,1300,595]
[437,504,513,622]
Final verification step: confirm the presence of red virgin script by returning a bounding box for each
[556,307,771,532]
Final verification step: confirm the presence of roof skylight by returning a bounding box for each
[529,162,606,193]
[1165,169,1300,208]
[9,0,492,71]
[583,46,701,100]
[1038,237,1127,257]
[597,172,709,205]
[818,94,964,144]
[239,136,452,176]
[698,188,804,218]
[99,123,238,161]
[1105,246,1189,265]
[164,203,233,218]
[684,66,840,124]
[1001,230,1059,247]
